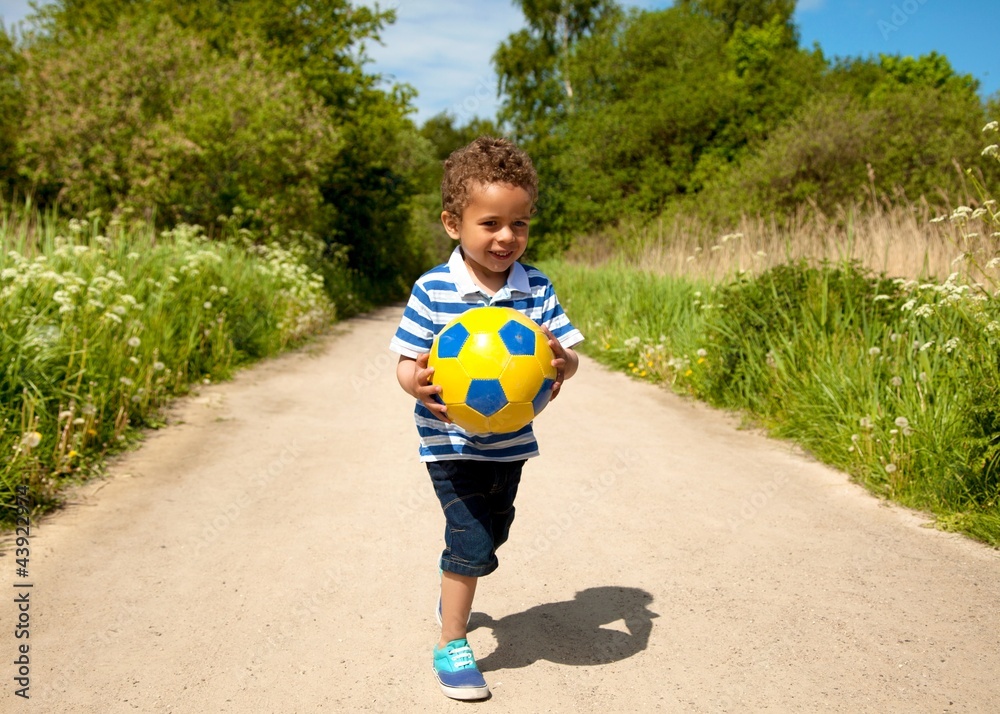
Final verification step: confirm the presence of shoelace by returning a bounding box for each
[447,645,475,670]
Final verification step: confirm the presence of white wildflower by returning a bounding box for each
[884,463,897,474]
[894,417,910,429]
[983,120,1000,133]
[982,144,999,158]
[203,301,212,310]
[20,432,42,449]
[120,377,133,386]
[696,348,708,358]
[127,336,141,348]
[890,376,903,387]
[860,417,873,430]
[944,337,960,353]
[868,347,881,357]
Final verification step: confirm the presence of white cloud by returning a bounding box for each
[365,0,529,123]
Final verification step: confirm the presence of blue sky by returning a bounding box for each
[3,1,997,124]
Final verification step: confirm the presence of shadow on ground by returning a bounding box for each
[473,586,657,671]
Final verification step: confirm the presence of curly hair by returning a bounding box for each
[441,136,538,218]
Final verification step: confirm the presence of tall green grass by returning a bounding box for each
[539,121,1000,546]
[543,258,1000,545]
[1,208,338,525]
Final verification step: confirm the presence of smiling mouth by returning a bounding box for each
[490,250,514,260]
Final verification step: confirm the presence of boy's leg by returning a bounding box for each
[439,571,477,648]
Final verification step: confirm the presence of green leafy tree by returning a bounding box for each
[675,0,796,39]
[0,26,24,198]
[494,0,621,143]
[699,52,990,218]
[19,16,340,230]
[543,5,822,235]
[24,0,435,296]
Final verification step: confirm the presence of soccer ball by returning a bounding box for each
[428,306,557,434]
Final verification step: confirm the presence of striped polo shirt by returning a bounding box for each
[390,247,584,462]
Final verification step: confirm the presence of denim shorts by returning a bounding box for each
[427,459,525,578]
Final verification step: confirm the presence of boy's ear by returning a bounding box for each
[441,211,461,240]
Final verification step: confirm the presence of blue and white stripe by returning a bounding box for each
[390,247,584,462]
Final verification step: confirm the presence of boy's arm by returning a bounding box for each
[396,354,452,423]
[540,326,580,402]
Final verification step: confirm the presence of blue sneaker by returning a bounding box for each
[433,639,489,700]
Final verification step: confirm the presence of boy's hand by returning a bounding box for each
[540,326,579,402]
[397,354,452,424]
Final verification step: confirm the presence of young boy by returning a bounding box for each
[390,136,583,700]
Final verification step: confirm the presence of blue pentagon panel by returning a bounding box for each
[497,319,538,356]
[436,322,470,359]
[531,378,556,415]
[465,379,508,417]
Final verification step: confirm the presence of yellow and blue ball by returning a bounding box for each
[428,306,557,435]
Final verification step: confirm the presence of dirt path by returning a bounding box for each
[2,306,998,713]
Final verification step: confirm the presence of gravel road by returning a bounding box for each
[2,306,998,713]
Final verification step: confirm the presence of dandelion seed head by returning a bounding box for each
[127,336,141,348]
[884,463,897,473]
[894,417,910,429]
[868,347,881,356]
[890,376,903,387]
[696,348,708,358]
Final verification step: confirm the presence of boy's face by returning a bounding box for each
[441,182,531,288]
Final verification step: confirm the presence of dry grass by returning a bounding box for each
[567,198,999,289]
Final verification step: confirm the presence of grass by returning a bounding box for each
[0,206,341,526]
[539,124,1000,547]
[569,193,999,287]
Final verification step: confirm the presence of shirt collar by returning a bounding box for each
[447,247,531,300]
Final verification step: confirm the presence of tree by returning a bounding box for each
[675,0,796,40]
[494,0,621,144]
[0,26,24,198]
[23,0,436,296]
[19,16,340,230]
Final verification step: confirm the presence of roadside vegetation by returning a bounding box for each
[541,127,1000,545]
